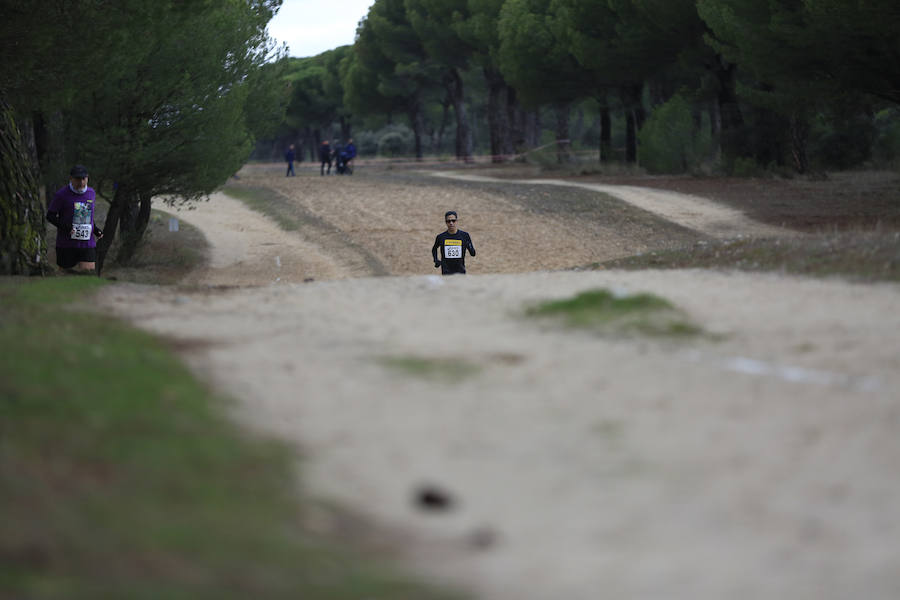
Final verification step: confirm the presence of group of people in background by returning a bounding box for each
[283,139,356,177]
[46,163,477,277]
[318,139,356,176]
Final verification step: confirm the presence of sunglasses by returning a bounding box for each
[446,218,457,223]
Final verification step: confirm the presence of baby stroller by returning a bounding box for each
[335,149,353,175]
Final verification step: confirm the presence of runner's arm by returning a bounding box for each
[432,236,441,267]
[46,210,72,233]
[466,234,476,257]
[46,210,62,227]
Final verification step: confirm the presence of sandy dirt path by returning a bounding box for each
[101,170,900,599]
[431,171,788,239]
[167,191,352,285]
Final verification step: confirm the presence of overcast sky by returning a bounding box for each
[267,0,375,58]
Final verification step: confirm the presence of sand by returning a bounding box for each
[98,166,900,600]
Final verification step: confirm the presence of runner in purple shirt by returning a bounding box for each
[46,165,103,273]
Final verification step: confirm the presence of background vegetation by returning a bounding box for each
[1,0,290,274]
[3,0,900,273]
[261,0,900,179]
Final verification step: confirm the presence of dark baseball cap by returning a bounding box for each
[70,165,89,177]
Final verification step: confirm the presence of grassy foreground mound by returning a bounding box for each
[0,277,461,600]
[525,288,702,337]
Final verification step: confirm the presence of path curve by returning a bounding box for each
[431,171,788,238]
[166,191,352,286]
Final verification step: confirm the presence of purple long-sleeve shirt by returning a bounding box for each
[46,185,98,249]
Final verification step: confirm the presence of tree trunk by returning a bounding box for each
[789,112,810,174]
[508,87,541,155]
[115,192,152,265]
[572,107,584,145]
[340,116,351,143]
[409,98,425,160]
[600,104,611,162]
[0,97,48,275]
[445,68,473,162]
[525,110,541,149]
[484,68,511,162]
[97,182,132,274]
[631,87,647,131]
[622,82,645,164]
[553,102,572,163]
[436,98,451,154]
[507,87,525,154]
[714,58,745,158]
[709,99,722,163]
[626,110,637,163]
[305,126,316,162]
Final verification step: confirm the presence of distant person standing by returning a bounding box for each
[45,165,103,273]
[432,210,476,275]
[285,144,296,176]
[319,140,332,175]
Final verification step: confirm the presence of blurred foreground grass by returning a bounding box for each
[0,277,462,600]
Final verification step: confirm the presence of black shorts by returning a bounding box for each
[56,246,97,268]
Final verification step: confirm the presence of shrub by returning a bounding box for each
[355,130,379,157]
[809,111,877,170]
[378,132,406,157]
[638,94,705,174]
[872,108,900,166]
[376,124,413,157]
[730,156,766,177]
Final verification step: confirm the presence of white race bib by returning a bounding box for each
[444,240,462,259]
[71,224,92,241]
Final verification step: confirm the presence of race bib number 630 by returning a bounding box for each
[444,239,462,259]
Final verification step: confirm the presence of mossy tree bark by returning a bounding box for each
[0,97,47,275]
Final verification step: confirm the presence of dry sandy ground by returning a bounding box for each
[99,168,900,600]
[431,171,787,239]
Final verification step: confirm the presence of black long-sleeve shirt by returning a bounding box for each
[432,230,475,275]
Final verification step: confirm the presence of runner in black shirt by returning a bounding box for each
[432,211,476,275]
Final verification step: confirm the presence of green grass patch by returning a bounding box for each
[221,185,299,231]
[525,288,702,337]
[596,232,900,282]
[377,355,479,381]
[0,278,464,600]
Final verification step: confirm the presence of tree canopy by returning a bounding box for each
[255,0,896,176]
[5,0,900,274]
[0,0,286,272]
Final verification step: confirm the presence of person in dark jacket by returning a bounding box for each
[45,165,103,273]
[341,138,357,174]
[285,144,296,176]
[431,210,476,275]
[319,140,332,175]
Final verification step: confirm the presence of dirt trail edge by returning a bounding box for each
[164,191,353,286]
[99,173,900,600]
[430,171,788,238]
